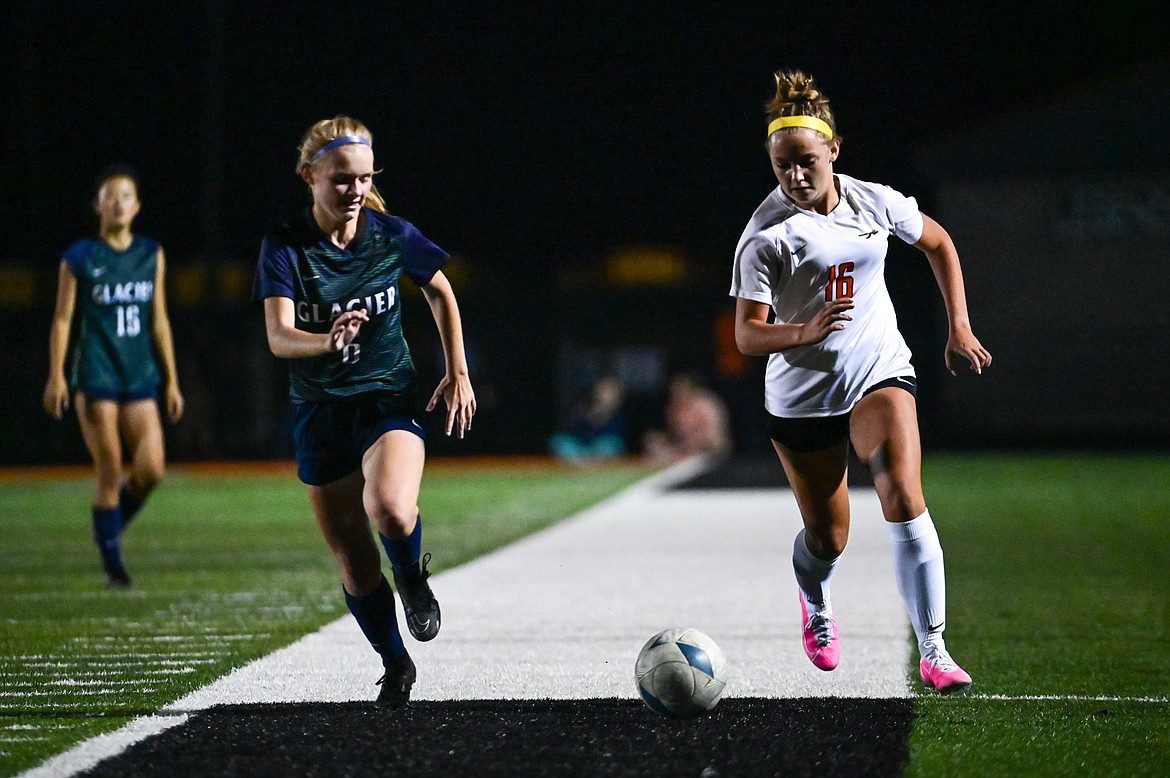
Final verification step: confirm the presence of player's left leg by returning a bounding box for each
[118,398,167,531]
[362,430,440,642]
[850,387,971,692]
[309,471,414,707]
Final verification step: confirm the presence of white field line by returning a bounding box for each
[970,694,1169,703]
[17,716,189,778]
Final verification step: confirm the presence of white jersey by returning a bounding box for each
[730,174,924,418]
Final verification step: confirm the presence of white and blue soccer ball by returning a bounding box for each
[634,627,727,719]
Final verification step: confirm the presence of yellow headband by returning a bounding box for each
[767,115,834,139]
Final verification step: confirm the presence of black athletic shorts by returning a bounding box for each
[767,375,917,453]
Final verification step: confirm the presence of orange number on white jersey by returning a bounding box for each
[824,262,855,302]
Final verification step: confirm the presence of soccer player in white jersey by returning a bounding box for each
[730,71,992,693]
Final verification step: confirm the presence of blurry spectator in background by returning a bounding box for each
[642,374,732,463]
[550,375,627,461]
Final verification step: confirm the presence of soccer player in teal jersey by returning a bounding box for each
[253,116,476,707]
[43,169,184,588]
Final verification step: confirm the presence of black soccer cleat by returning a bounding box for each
[105,567,132,590]
[375,652,416,708]
[393,553,441,641]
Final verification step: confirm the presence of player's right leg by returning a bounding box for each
[75,393,129,588]
[770,432,850,671]
[308,471,413,706]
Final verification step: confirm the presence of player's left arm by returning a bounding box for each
[419,269,476,438]
[914,213,993,375]
[151,248,185,422]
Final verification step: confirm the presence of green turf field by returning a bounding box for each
[910,453,1169,777]
[1,454,1167,776]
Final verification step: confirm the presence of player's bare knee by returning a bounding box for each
[879,483,925,522]
[131,464,164,495]
[366,495,418,536]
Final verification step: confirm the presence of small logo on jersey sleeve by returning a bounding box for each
[858,229,879,238]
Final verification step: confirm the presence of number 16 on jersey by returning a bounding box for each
[825,262,854,301]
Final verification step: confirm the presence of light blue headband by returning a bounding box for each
[310,135,371,163]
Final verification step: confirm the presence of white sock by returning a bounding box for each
[887,510,947,652]
[792,529,839,615]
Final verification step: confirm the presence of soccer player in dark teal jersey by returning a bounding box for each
[44,170,184,588]
[254,116,476,707]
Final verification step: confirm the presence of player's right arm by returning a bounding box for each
[733,297,853,356]
[43,260,77,419]
[262,296,368,359]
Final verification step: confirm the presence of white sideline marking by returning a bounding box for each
[971,694,1169,703]
[20,455,913,776]
[17,716,188,778]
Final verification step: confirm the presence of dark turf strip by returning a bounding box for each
[78,698,912,777]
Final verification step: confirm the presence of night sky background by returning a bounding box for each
[2,1,1167,460]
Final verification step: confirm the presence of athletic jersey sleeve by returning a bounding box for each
[883,186,924,244]
[402,223,449,287]
[61,239,91,275]
[730,234,781,306]
[252,233,297,302]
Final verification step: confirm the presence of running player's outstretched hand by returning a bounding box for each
[327,309,368,352]
[427,373,476,439]
[945,328,992,376]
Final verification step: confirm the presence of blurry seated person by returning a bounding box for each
[550,376,627,460]
[643,374,732,463]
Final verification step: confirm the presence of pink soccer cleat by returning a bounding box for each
[919,644,972,694]
[799,591,840,671]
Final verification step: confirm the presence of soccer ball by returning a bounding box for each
[634,627,727,719]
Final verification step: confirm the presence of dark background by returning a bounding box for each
[2,1,1168,465]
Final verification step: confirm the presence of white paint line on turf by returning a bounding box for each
[971,694,1170,703]
[17,715,188,778]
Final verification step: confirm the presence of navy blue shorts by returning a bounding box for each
[292,395,426,486]
[767,375,917,453]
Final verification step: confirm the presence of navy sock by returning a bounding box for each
[92,506,125,574]
[343,575,406,661]
[119,485,145,530]
[380,516,422,576]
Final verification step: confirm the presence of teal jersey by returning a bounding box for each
[62,236,161,398]
[252,208,448,403]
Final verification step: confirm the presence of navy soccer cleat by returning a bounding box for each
[393,553,441,642]
[375,652,416,707]
[105,567,132,590]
